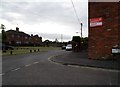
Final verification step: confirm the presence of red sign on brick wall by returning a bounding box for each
[90,18,103,27]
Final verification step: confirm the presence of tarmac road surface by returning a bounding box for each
[1,50,119,85]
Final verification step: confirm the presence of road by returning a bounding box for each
[1,50,119,85]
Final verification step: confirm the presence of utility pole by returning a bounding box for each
[61,34,63,43]
[80,23,83,38]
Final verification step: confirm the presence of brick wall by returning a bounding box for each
[88,2,119,59]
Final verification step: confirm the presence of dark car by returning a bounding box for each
[2,44,14,50]
[61,46,66,50]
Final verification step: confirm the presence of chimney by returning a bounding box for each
[16,27,19,32]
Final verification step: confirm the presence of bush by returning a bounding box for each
[72,36,81,42]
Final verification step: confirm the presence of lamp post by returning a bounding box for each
[80,22,83,38]
[61,34,63,43]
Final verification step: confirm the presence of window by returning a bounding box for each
[29,37,31,39]
[17,35,20,38]
[12,34,14,38]
[16,41,21,44]
[25,36,28,39]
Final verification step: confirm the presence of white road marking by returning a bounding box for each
[11,68,20,72]
[25,64,31,67]
[0,73,5,76]
[33,62,39,64]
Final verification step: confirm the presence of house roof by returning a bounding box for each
[6,29,42,39]
[6,30,30,37]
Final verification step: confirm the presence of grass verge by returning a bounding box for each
[1,47,61,56]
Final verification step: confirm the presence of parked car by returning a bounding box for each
[62,45,66,50]
[2,44,14,50]
[66,44,72,51]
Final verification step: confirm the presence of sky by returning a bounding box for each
[89,0,119,2]
[0,0,88,42]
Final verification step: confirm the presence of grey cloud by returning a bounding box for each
[1,0,88,38]
[1,1,88,27]
[34,33,72,41]
[89,0,120,2]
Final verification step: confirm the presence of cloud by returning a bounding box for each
[41,33,72,42]
[0,0,88,41]
[1,0,88,25]
[28,32,72,42]
[89,0,119,2]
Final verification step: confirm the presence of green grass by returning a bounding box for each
[1,47,61,56]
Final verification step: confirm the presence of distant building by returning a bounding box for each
[5,27,42,46]
[88,2,120,59]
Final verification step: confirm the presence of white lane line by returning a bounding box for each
[0,73,5,76]
[11,68,20,72]
[25,64,31,67]
[33,61,39,64]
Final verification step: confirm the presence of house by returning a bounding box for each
[5,27,42,46]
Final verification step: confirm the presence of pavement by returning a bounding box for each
[50,50,120,71]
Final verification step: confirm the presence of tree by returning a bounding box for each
[80,37,88,50]
[0,33,2,42]
[55,38,59,43]
[72,36,81,52]
[0,24,7,44]
[72,36,81,42]
[44,40,50,47]
[81,37,88,46]
[0,24,6,30]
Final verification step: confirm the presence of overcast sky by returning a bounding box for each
[0,0,88,42]
[89,0,119,2]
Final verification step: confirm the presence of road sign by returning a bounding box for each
[90,18,103,27]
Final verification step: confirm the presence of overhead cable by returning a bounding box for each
[71,0,81,26]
